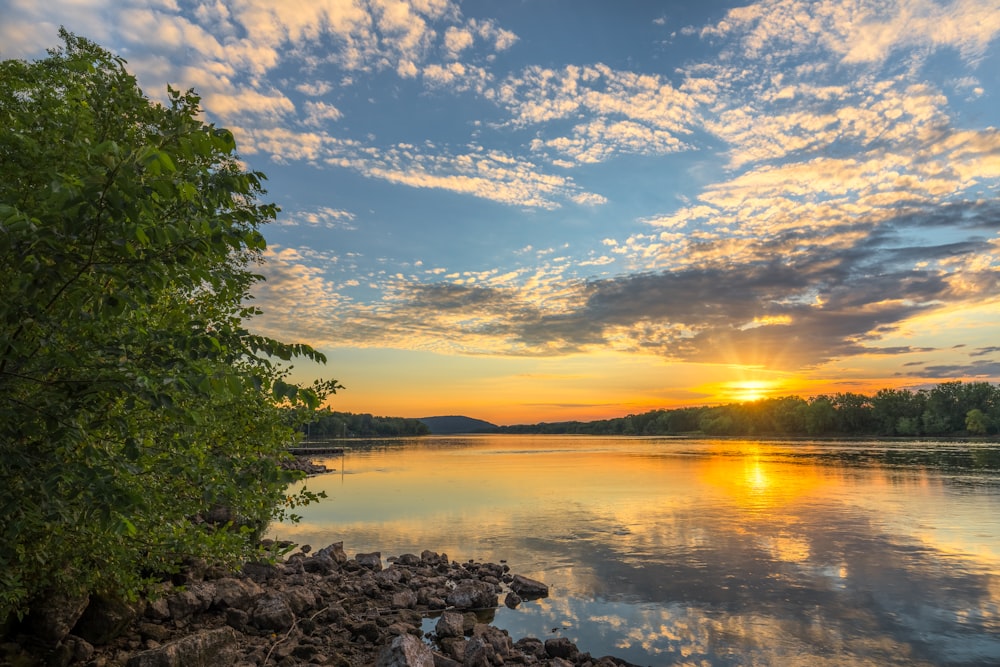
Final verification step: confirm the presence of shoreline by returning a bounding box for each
[8,542,643,667]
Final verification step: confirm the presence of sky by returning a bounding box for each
[3,0,1000,425]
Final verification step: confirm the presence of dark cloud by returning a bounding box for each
[370,199,999,367]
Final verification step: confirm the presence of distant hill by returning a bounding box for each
[418,415,498,434]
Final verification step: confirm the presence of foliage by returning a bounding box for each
[299,409,431,438]
[0,33,339,619]
[498,381,1000,438]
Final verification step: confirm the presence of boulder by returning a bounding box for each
[211,577,260,609]
[376,633,435,667]
[356,551,383,571]
[435,611,465,639]
[509,574,549,599]
[444,581,497,610]
[125,627,238,667]
[318,541,349,564]
[503,591,521,609]
[249,593,295,632]
[545,637,579,660]
[24,592,90,645]
[72,594,141,645]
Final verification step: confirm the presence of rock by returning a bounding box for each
[72,594,141,645]
[24,591,90,645]
[318,541,349,564]
[462,636,496,667]
[472,624,511,660]
[376,633,435,667]
[282,585,318,615]
[250,594,295,632]
[356,551,383,571]
[435,611,465,638]
[513,637,546,659]
[545,637,579,660]
[503,591,521,609]
[445,581,497,610]
[165,589,203,621]
[303,551,338,574]
[392,589,418,609]
[211,577,261,609]
[125,627,238,667]
[509,574,549,599]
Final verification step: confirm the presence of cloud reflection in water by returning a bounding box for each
[278,437,1000,665]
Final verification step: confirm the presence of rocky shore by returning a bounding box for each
[5,542,642,667]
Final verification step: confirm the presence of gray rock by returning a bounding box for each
[471,624,510,659]
[503,591,521,609]
[125,627,238,667]
[376,633,435,667]
[435,611,465,638]
[462,636,496,667]
[545,637,579,660]
[510,574,549,599]
[211,577,261,609]
[356,551,383,571]
[25,592,89,645]
[303,551,337,574]
[282,585,317,615]
[250,594,294,631]
[73,594,141,645]
[445,581,497,610]
[513,637,546,659]
[392,589,418,609]
[318,541,349,564]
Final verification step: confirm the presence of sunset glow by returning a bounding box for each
[6,1,999,425]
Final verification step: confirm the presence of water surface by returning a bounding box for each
[275,436,1000,666]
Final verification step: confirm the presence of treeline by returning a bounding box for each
[498,381,1000,438]
[299,409,431,438]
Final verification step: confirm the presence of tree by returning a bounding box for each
[0,33,339,619]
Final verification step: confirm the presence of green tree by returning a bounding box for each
[966,409,991,435]
[0,33,338,619]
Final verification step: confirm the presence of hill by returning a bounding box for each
[418,415,498,434]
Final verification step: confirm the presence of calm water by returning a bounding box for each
[274,436,1000,666]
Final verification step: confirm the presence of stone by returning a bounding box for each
[356,552,383,571]
[513,637,546,659]
[72,594,141,645]
[303,551,337,574]
[509,574,549,599]
[545,637,579,660]
[435,611,465,638]
[444,581,497,610]
[376,633,435,667]
[282,585,318,615]
[24,592,90,645]
[462,636,496,667]
[392,589,418,609]
[212,578,261,609]
[471,624,510,659]
[125,627,238,667]
[318,541,349,564]
[503,591,521,609]
[250,594,295,632]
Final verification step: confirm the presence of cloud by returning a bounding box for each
[252,195,1000,371]
[499,64,699,163]
[703,0,1000,66]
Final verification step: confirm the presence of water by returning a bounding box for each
[274,435,1000,666]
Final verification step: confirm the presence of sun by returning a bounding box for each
[727,380,775,403]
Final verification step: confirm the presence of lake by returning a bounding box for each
[273,435,1000,666]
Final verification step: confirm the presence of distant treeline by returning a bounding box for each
[497,381,1000,438]
[299,409,431,438]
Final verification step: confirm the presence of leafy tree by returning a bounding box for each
[0,33,338,619]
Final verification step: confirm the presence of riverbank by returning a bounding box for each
[6,542,642,667]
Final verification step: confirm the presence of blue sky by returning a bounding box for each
[3,0,999,424]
